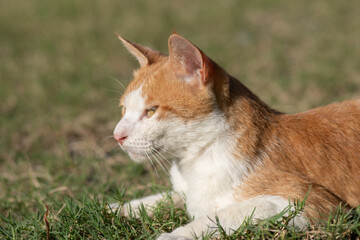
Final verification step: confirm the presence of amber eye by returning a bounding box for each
[146,106,158,118]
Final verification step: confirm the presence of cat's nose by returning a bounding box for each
[114,134,128,145]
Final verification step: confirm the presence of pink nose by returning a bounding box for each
[114,134,128,145]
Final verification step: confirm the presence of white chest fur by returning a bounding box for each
[170,137,251,218]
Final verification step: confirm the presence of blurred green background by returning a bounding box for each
[1,0,360,219]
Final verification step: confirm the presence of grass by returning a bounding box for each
[0,0,360,239]
[1,192,359,239]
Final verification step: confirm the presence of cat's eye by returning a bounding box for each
[146,106,158,118]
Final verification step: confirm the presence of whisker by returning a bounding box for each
[150,148,170,178]
[105,145,122,156]
[152,147,173,169]
[153,144,178,158]
[106,88,124,95]
[152,150,169,172]
[102,135,115,140]
[107,98,122,104]
[138,144,159,179]
[109,76,127,91]
[145,150,159,178]
[158,151,173,167]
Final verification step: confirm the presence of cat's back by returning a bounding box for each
[268,99,360,206]
[280,99,360,127]
[275,99,360,151]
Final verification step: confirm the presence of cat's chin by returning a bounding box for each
[127,151,147,163]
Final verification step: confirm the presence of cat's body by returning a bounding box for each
[112,33,360,239]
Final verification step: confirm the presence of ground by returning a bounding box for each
[0,0,360,239]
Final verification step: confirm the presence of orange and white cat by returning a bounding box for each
[112,33,360,239]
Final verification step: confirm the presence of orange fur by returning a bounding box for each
[118,33,360,222]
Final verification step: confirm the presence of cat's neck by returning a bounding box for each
[226,75,279,122]
[177,67,279,165]
[214,66,280,161]
[178,75,276,163]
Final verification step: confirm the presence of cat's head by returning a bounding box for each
[113,34,229,162]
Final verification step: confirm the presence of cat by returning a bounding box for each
[112,33,360,240]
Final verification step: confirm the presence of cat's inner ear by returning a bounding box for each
[168,34,212,84]
[116,33,162,67]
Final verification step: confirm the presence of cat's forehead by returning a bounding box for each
[123,86,145,113]
[120,62,165,105]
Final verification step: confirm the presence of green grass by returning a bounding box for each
[1,192,359,239]
[1,0,360,239]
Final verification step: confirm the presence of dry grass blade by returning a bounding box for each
[44,205,50,240]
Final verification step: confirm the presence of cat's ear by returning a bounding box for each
[116,33,162,67]
[168,34,212,85]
